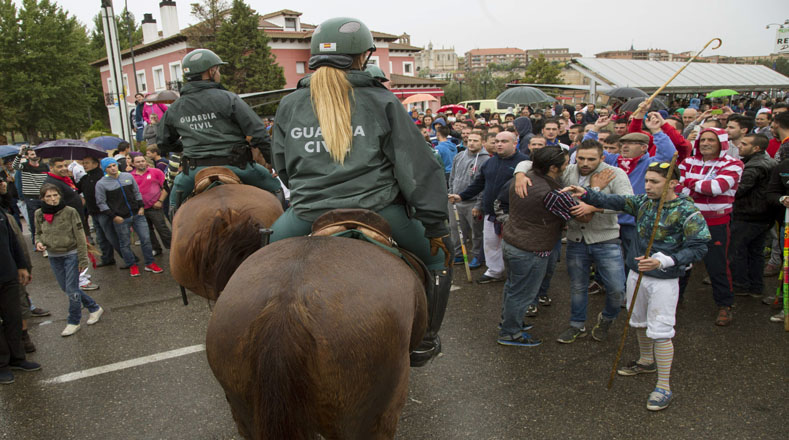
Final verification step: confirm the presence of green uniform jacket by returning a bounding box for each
[157,81,271,160]
[272,71,449,238]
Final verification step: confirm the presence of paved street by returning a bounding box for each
[1,238,787,439]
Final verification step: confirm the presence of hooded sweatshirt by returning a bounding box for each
[675,127,744,226]
[514,117,534,150]
[448,148,490,207]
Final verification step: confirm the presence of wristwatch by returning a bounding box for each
[591,186,601,192]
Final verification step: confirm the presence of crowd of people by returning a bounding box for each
[432,95,788,410]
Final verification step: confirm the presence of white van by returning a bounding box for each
[458,99,513,116]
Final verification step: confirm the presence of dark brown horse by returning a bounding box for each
[169,182,283,301]
[206,236,427,439]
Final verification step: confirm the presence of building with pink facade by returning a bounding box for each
[91,4,445,135]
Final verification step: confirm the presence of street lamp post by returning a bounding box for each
[455,72,465,103]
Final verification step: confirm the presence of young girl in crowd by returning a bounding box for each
[35,184,103,337]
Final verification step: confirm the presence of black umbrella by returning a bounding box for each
[619,97,667,113]
[34,139,109,160]
[497,86,556,106]
[603,87,648,99]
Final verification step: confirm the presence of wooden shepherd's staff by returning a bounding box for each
[607,152,678,389]
[607,37,723,390]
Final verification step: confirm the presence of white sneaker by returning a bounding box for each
[770,311,785,323]
[80,282,99,291]
[86,307,103,325]
[61,324,81,336]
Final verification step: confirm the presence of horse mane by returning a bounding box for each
[183,209,263,300]
[249,239,321,439]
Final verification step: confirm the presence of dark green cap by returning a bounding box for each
[182,49,227,80]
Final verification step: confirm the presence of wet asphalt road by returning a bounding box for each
[1,238,787,440]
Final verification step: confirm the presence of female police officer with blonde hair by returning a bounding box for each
[270,17,451,367]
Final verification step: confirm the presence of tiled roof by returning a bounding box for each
[389,42,422,52]
[259,9,302,20]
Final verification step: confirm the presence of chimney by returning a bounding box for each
[142,13,158,44]
[159,1,180,38]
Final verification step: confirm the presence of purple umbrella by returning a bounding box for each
[34,139,108,160]
[88,136,124,151]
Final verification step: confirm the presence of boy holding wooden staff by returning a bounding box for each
[562,162,710,411]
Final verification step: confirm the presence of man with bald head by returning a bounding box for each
[450,131,528,283]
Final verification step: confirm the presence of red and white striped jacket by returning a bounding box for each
[675,127,744,226]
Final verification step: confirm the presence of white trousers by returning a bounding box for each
[626,270,678,339]
[483,218,504,278]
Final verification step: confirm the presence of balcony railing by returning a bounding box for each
[166,80,182,92]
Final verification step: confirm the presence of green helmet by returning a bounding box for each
[309,17,375,70]
[365,65,389,83]
[182,49,227,80]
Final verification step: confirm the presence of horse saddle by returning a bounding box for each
[311,209,428,286]
[193,166,241,196]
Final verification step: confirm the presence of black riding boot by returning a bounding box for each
[410,267,452,367]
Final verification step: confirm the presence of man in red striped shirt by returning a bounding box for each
[675,128,744,326]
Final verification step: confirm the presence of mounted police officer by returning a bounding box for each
[269,17,453,367]
[157,49,282,211]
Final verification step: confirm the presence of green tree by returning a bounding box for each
[89,8,142,60]
[522,54,564,84]
[212,0,284,95]
[0,0,96,141]
[182,0,228,49]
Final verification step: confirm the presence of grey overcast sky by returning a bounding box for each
[39,0,789,57]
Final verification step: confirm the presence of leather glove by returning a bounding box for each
[429,235,452,268]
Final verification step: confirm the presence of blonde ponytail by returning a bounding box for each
[310,66,354,164]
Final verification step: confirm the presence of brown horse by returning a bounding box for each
[206,236,427,439]
[169,183,283,301]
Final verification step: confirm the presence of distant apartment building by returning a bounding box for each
[526,48,582,63]
[415,42,458,78]
[465,48,527,71]
[595,46,672,61]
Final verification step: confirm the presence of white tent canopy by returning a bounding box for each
[570,58,789,94]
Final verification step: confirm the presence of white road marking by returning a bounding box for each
[42,344,206,385]
[38,320,53,326]
[450,285,461,291]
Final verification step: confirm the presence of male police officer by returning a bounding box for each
[157,49,281,210]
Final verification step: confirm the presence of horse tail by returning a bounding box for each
[249,292,319,440]
[184,209,262,300]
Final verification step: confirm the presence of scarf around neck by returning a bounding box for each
[616,154,644,175]
[41,200,66,223]
[46,172,77,191]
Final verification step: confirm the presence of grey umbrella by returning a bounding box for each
[603,87,649,99]
[619,97,667,113]
[497,86,556,106]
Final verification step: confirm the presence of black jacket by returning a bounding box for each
[766,158,789,222]
[459,151,528,216]
[77,167,104,215]
[734,152,778,223]
[0,206,27,283]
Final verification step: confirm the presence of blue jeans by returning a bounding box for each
[113,215,154,266]
[94,214,121,264]
[49,253,99,325]
[25,198,43,245]
[531,238,562,305]
[566,241,625,327]
[499,241,551,338]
